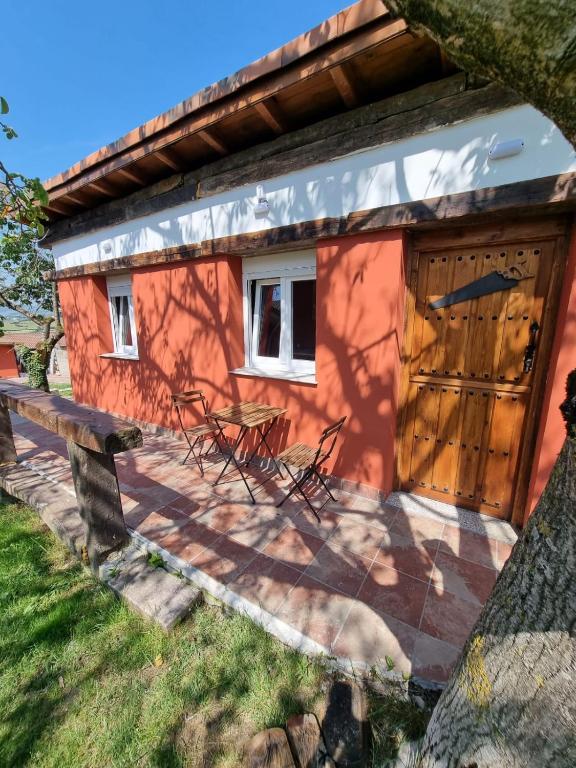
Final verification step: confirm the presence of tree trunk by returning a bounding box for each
[419,374,576,767]
[383,0,576,148]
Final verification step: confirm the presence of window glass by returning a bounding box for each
[292,279,316,361]
[257,283,281,358]
[107,278,137,355]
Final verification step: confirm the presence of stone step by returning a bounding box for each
[101,545,201,631]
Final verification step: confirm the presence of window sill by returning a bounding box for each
[99,352,140,361]
[230,366,317,385]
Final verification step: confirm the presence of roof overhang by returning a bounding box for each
[43,0,456,222]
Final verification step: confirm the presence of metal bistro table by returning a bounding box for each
[208,401,287,503]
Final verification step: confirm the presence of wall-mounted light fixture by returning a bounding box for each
[489,138,525,161]
[254,184,270,217]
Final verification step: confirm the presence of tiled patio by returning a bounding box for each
[7,413,517,686]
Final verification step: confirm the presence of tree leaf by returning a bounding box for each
[0,96,8,115]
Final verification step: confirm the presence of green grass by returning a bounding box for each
[48,382,73,399]
[0,500,326,767]
[0,499,429,767]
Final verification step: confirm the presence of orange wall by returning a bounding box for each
[526,220,576,522]
[58,231,407,496]
[0,345,18,377]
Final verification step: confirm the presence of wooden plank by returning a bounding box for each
[155,148,182,171]
[44,3,393,195]
[0,403,17,465]
[44,74,472,245]
[45,14,406,201]
[116,166,149,186]
[51,175,576,281]
[247,728,296,768]
[0,382,142,454]
[254,98,289,134]
[197,129,228,156]
[88,179,119,197]
[68,441,129,567]
[330,63,360,108]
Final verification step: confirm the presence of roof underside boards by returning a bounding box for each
[43,0,457,222]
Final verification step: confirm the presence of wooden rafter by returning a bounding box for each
[330,63,360,108]
[155,148,182,171]
[197,129,228,156]
[116,166,148,186]
[46,200,77,216]
[88,179,119,197]
[254,98,288,135]
[62,192,88,207]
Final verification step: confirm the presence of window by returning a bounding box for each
[243,251,316,377]
[107,276,138,357]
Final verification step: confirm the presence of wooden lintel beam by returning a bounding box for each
[330,64,360,109]
[197,129,228,156]
[116,166,148,186]
[155,148,182,171]
[254,98,288,135]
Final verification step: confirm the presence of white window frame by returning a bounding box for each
[242,251,316,376]
[106,275,138,357]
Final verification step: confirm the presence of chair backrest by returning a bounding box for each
[316,416,346,464]
[171,389,209,431]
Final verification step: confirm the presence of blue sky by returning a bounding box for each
[2,0,351,182]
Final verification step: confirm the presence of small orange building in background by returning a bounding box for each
[42,1,576,527]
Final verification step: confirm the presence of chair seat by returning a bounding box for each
[277,442,325,469]
[184,423,219,438]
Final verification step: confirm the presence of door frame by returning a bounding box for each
[394,215,570,525]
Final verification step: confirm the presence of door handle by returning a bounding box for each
[523,321,540,373]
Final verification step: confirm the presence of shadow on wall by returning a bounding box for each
[57,136,569,501]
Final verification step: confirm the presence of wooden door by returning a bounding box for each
[398,220,567,521]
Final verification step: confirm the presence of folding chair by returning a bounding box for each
[171,390,223,476]
[276,416,346,521]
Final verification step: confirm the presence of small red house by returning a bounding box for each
[42,0,576,528]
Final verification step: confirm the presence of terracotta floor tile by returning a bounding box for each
[227,510,288,551]
[420,588,482,647]
[228,554,301,613]
[285,506,341,541]
[192,502,250,533]
[274,574,355,650]
[332,602,416,675]
[326,495,397,532]
[411,632,461,684]
[440,525,500,570]
[432,551,498,605]
[359,561,429,629]
[135,508,190,544]
[157,519,222,563]
[304,542,372,597]
[328,519,387,560]
[263,527,325,571]
[191,536,259,583]
[391,511,445,550]
[374,532,435,582]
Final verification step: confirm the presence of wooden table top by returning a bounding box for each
[208,401,287,428]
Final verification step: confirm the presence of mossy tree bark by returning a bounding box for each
[384,0,576,147]
[419,372,576,767]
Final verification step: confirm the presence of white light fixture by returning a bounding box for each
[254,185,270,217]
[489,138,525,161]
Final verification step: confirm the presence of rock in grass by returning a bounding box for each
[247,728,296,767]
[319,680,368,767]
[286,713,329,767]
